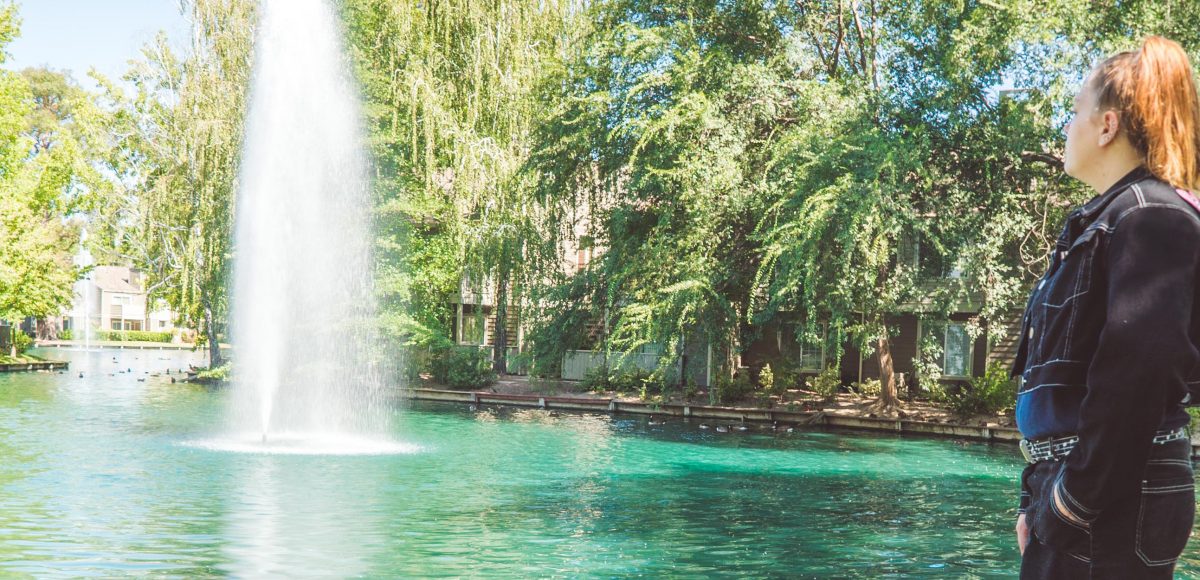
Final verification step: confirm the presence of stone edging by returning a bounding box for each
[406,387,1023,443]
[0,361,69,373]
[407,388,1200,454]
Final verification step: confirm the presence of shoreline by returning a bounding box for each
[405,387,1024,444]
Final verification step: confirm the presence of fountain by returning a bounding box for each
[220,0,397,454]
[72,227,93,350]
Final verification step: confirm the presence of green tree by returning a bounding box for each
[343,0,576,373]
[104,0,256,365]
[0,11,105,352]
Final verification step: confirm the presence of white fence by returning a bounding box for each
[561,350,663,381]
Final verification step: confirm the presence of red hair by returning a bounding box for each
[1092,36,1200,191]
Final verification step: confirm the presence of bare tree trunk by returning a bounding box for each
[875,333,899,410]
[493,266,509,375]
[203,294,223,368]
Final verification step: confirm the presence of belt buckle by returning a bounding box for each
[1019,439,1035,463]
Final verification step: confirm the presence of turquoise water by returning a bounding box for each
[0,349,1196,578]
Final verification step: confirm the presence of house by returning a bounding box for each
[741,236,1024,392]
[55,266,179,337]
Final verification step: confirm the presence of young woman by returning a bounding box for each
[1011,36,1200,579]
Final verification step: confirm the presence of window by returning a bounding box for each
[779,323,825,371]
[159,320,167,329]
[922,320,973,378]
[907,236,964,279]
[112,295,131,306]
[943,323,971,377]
[460,307,487,345]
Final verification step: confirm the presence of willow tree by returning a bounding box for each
[343,0,577,372]
[106,0,256,365]
[522,0,819,383]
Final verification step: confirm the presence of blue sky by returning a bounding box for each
[5,0,188,89]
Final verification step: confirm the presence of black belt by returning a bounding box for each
[1019,427,1190,464]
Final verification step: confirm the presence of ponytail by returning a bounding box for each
[1092,36,1200,191]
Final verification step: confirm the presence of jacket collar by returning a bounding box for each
[1077,166,1153,219]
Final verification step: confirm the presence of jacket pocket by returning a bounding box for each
[1135,459,1195,567]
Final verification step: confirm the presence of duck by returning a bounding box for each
[699,423,711,430]
[78,372,83,378]
[715,425,730,434]
[648,415,665,426]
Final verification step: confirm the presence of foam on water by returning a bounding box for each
[187,433,421,456]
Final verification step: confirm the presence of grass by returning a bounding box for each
[0,354,46,365]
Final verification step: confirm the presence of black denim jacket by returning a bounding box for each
[1012,168,1200,523]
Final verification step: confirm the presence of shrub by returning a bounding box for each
[580,365,664,396]
[195,362,231,382]
[851,378,881,398]
[96,330,174,343]
[581,365,610,392]
[1188,408,1200,433]
[773,361,804,393]
[12,331,32,353]
[942,361,1017,417]
[759,363,776,395]
[59,329,73,340]
[430,345,496,390]
[711,372,755,405]
[806,367,841,400]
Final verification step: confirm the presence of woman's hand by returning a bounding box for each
[1016,513,1030,555]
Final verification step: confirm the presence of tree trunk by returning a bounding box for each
[202,294,223,368]
[492,267,508,375]
[875,333,899,410]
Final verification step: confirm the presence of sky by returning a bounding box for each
[4,0,189,90]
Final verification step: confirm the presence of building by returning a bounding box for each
[59,266,178,336]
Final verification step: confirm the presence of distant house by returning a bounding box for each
[52,266,179,337]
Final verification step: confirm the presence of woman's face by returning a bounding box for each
[1062,77,1105,180]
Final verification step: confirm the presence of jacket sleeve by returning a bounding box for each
[1056,207,1200,522]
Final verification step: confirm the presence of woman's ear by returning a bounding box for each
[1098,110,1121,147]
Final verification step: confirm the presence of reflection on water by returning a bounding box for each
[220,454,392,578]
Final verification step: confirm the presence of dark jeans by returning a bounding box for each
[1020,438,1195,579]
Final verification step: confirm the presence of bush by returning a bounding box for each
[772,360,804,393]
[59,329,73,340]
[581,365,663,396]
[942,361,1017,417]
[759,363,776,395]
[711,372,755,405]
[95,330,174,343]
[195,362,231,382]
[806,367,841,400]
[430,345,497,390]
[12,331,32,354]
[851,378,881,398]
[580,365,610,392]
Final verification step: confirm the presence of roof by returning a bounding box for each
[92,266,143,294]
